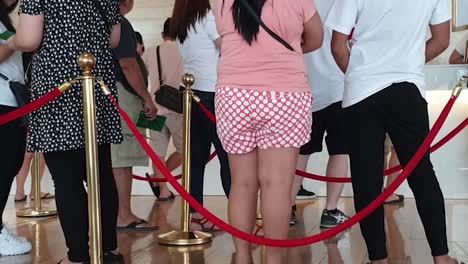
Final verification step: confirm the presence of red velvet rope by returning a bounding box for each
[0,88,61,125]
[196,100,467,183]
[132,152,217,182]
[197,101,216,122]
[110,93,459,247]
[297,118,468,182]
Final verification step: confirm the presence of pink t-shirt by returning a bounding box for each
[214,0,316,93]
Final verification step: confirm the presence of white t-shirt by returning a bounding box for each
[325,0,451,108]
[455,33,468,56]
[0,23,24,107]
[305,0,344,112]
[178,11,220,92]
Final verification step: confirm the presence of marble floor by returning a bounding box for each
[1,196,468,264]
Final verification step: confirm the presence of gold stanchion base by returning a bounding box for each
[256,213,262,219]
[158,230,212,246]
[16,208,58,218]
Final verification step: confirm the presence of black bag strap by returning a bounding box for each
[156,46,164,86]
[238,0,294,52]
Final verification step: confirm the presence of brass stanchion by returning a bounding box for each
[158,73,212,246]
[17,153,57,217]
[78,53,103,264]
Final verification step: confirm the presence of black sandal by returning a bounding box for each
[157,192,175,202]
[145,173,160,198]
[384,194,404,205]
[116,219,159,232]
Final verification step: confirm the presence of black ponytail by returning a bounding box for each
[228,0,266,45]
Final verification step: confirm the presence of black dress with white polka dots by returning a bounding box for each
[20,0,123,153]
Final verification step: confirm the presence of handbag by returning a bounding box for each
[0,72,31,126]
[154,46,183,114]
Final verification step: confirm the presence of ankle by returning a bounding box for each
[370,259,388,264]
[433,255,456,264]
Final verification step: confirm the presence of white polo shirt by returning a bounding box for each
[304,0,344,112]
[0,23,24,107]
[178,11,220,92]
[325,0,451,108]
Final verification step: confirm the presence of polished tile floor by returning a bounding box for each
[1,196,468,264]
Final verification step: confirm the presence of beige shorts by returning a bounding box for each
[150,112,183,159]
[111,82,148,168]
[384,134,394,155]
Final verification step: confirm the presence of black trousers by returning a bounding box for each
[44,144,119,262]
[0,105,27,231]
[345,83,448,260]
[190,90,231,213]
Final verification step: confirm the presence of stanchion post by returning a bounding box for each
[158,74,212,246]
[17,153,57,218]
[78,53,103,264]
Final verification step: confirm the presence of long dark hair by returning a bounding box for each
[0,0,19,32]
[224,0,266,45]
[170,0,211,43]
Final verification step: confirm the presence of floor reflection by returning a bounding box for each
[2,197,468,264]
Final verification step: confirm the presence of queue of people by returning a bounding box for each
[0,0,466,263]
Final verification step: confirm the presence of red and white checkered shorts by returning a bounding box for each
[215,87,312,154]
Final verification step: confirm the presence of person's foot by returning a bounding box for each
[0,226,32,256]
[384,193,404,205]
[434,255,464,264]
[116,214,158,232]
[320,209,349,228]
[190,213,221,232]
[14,194,27,202]
[290,205,297,225]
[296,185,316,200]
[103,251,124,264]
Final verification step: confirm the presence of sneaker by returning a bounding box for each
[0,226,32,256]
[320,209,349,228]
[296,185,316,200]
[290,205,297,225]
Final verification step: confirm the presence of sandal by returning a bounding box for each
[190,217,221,232]
[145,173,160,198]
[15,195,27,202]
[31,192,55,200]
[116,219,159,232]
[384,194,404,205]
[157,192,175,202]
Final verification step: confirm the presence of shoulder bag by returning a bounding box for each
[154,46,183,114]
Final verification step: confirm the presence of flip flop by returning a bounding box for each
[31,192,55,200]
[15,195,27,202]
[384,194,404,205]
[116,219,159,232]
[157,192,175,202]
[145,173,160,198]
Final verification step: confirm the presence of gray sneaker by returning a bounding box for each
[320,209,349,228]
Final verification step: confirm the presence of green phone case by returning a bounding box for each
[136,112,167,131]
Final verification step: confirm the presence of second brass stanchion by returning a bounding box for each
[17,153,57,218]
[158,73,212,246]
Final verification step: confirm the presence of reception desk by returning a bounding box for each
[15,65,468,199]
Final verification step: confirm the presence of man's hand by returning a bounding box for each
[143,98,158,120]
